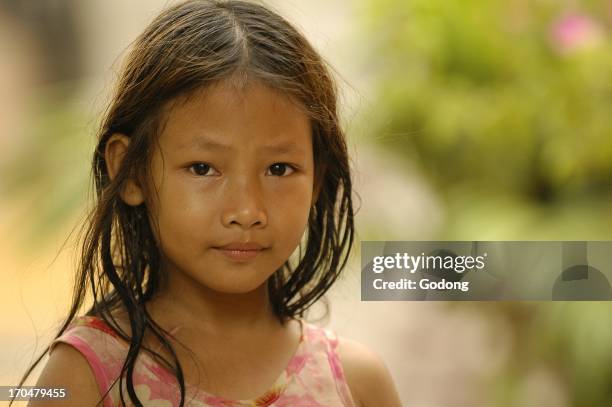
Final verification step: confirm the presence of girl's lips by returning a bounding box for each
[217,242,266,251]
[214,247,265,261]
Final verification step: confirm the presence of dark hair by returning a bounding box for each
[15,1,354,405]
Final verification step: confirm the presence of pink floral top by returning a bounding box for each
[50,316,356,407]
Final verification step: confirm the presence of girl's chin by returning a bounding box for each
[190,269,273,295]
[201,280,270,296]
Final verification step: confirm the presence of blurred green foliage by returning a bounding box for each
[363,0,612,239]
[536,302,612,406]
[362,0,612,405]
[0,84,93,250]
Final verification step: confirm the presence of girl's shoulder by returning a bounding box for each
[47,315,179,406]
[32,316,128,407]
[49,315,129,380]
[263,319,401,407]
[333,333,403,407]
[50,316,122,362]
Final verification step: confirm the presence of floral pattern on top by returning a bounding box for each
[50,316,356,407]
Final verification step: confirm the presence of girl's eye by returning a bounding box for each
[188,163,216,176]
[267,163,295,177]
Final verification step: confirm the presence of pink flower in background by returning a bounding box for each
[551,13,604,53]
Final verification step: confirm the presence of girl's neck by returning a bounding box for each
[145,267,281,338]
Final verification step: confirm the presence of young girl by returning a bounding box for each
[19,1,401,406]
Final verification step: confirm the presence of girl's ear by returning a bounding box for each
[105,133,145,206]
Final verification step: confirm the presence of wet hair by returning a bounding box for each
[14,1,354,405]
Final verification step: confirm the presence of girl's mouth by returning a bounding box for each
[214,247,264,261]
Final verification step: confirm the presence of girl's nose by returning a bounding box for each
[221,177,268,229]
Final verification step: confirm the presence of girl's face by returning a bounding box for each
[147,81,314,295]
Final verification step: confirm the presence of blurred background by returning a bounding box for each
[1,0,612,406]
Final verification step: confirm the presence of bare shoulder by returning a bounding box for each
[29,343,101,406]
[337,336,403,407]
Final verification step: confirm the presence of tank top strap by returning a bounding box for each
[49,316,127,407]
[300,321,357,407]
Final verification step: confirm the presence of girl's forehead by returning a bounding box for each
[159,81,312,152]
[171,79,307,115]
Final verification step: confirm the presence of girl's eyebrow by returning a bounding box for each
[179,137,304,154]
